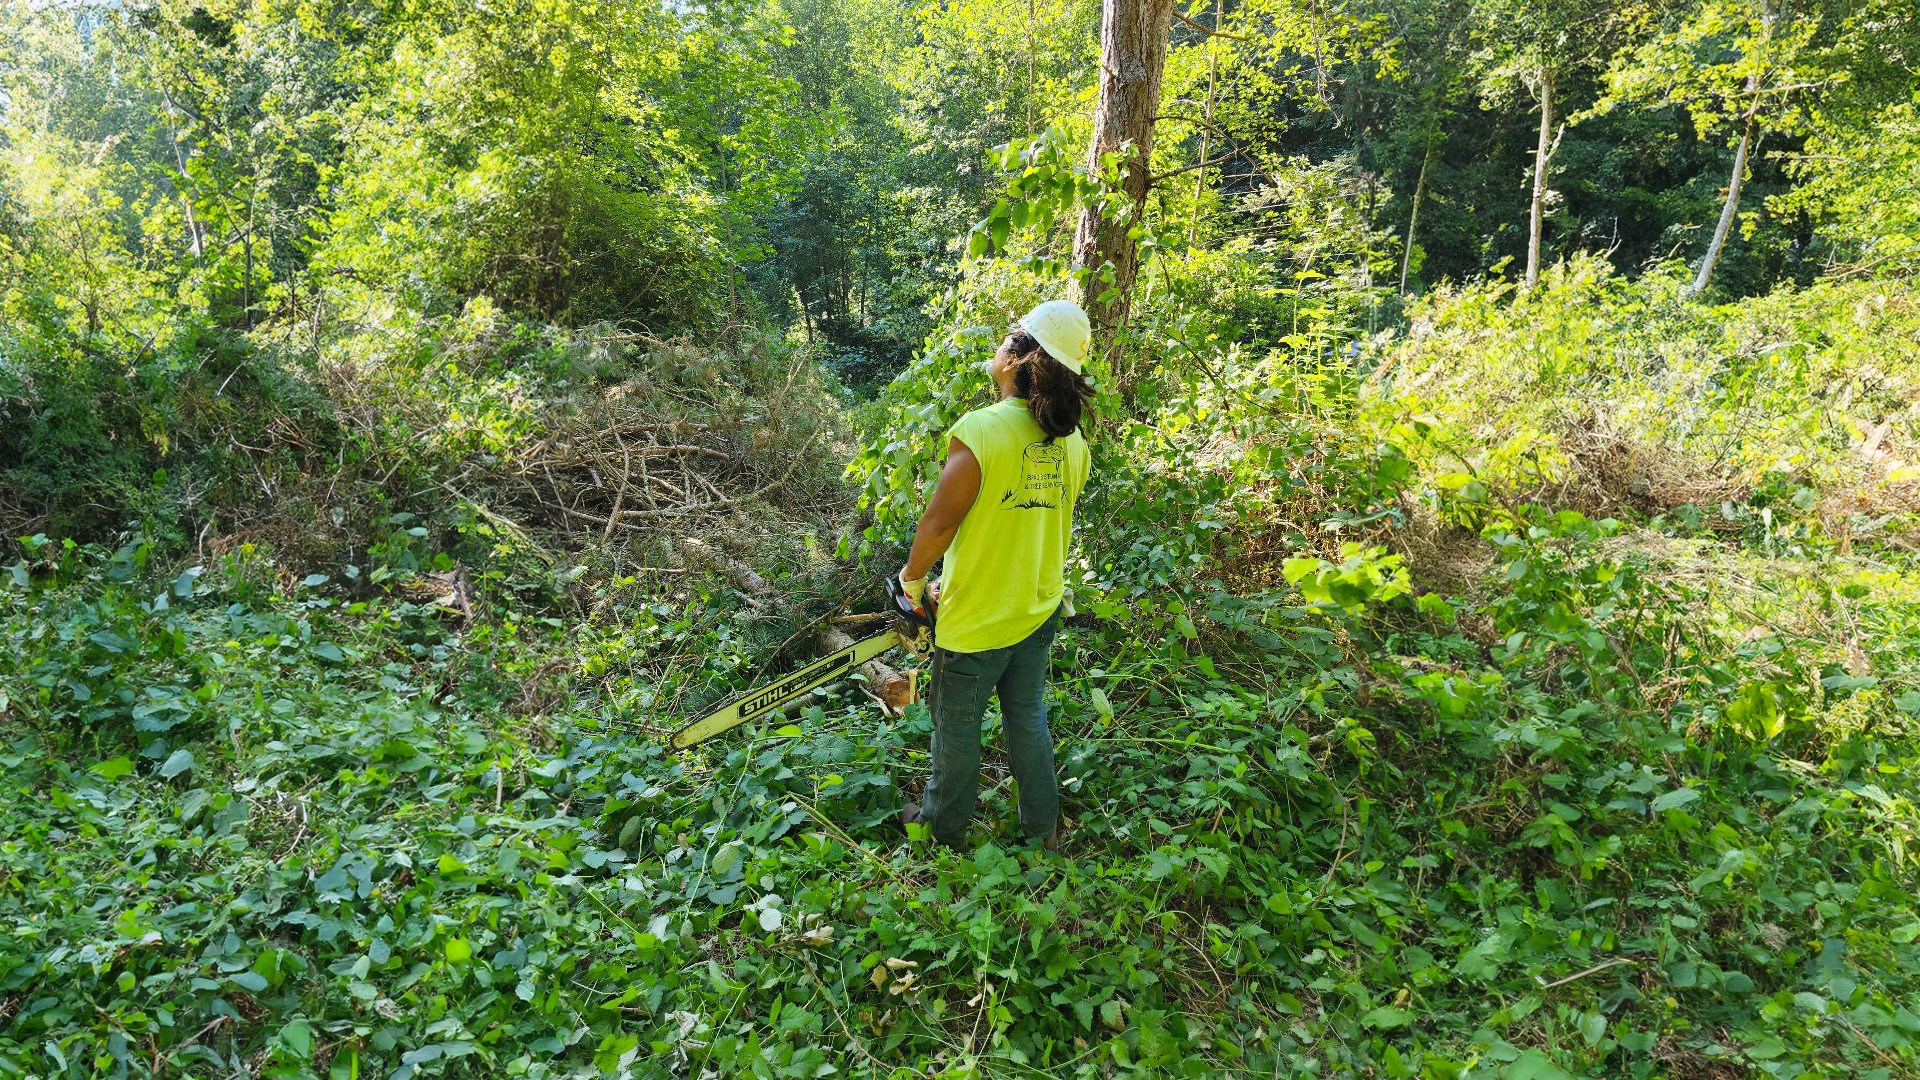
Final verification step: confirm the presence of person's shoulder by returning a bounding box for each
[949,403,1009,451]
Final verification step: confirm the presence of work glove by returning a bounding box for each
[898,570,927,607]
[886,570,936,658]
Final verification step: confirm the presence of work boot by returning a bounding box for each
[1023,819,1065,853]
[899,804,964,851]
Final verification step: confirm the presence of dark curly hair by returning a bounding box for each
[1006,329,1095,442]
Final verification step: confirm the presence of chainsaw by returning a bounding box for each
[667,575,937,751]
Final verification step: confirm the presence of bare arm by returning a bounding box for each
[902,437,980,582]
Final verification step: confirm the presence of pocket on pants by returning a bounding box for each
[934,668,981,729]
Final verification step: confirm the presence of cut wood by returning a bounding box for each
[818,626,914,715]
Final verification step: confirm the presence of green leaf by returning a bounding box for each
[90,757,135,781]
[1689,847,1749,891]
[1578,1010,1606,1047]
[1725,681,1784,740]
[173,566,203,598]
[1282,557,1324,585]
[757,907,782,932]
[1090,687,1114,724]
[1503,1049,1574,1080]
[445,938,473,964]
[1414,592,1457,623]
[89,631,134,653]
[710,843,746,880]
[159,749,195,780]
[229,971,269,992]
[301,574,330,588]
[311,642,346,663]
[1361,1006,1415,1030]
[279,1019,314,1058]
[1651,787,1700,813]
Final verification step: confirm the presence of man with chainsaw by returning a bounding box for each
[891,299,1096,850]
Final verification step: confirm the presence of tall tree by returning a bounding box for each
[1596,0,1843,295]
[1072,0,1175,366]
[1469,0,1644,287]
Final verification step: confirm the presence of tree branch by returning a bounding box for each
[1173,9,1252,42]
[1148,155,1239,187]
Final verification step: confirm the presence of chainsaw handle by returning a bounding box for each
[885,572,937,630]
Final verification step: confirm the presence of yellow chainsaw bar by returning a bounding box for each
[668,627,903,751]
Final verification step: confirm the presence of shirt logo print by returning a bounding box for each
[1011,441,1064,510]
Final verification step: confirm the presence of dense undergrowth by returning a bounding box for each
[9,0,1920,1075]
[8,261,1920,1079]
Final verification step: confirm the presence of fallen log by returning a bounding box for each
[818,626,915,715]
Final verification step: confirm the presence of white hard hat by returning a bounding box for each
[1018,299,1092,374]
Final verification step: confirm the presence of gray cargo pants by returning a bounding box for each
[913,605,1063,846]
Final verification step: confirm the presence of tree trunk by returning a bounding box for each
[1187,0,1224,248]
[1399,131,1436,295]
[1689,120,1754,297]
[1072,0,1175,371]
[1526,71,1554,288]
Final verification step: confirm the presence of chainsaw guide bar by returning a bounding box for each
[668,627,902,751]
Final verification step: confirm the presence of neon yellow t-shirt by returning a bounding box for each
[936,399,1090,652]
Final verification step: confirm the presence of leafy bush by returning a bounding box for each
[1368,257,1920,542]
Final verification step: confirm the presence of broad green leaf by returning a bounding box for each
[1090,687,1113,723]
[89,630,134,653]
[1502,1050,1574,1080]
[279,1019,314,1057]
[159,749,195,779]
[1651,787,1700,813]
[1578,1010,1606,1046]
[1361,1006,1414,1030]
[90,757,135,781]
[710,843,746,880]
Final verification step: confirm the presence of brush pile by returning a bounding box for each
[466,331,847,548]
